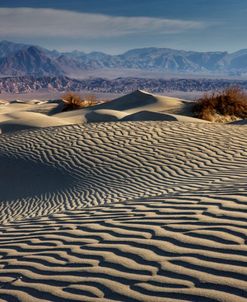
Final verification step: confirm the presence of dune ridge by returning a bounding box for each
[54,90,200,124]
[0,121,247,301]
[0,91,203,134]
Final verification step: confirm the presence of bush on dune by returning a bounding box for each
[61,92,99,111]
[193,87,247,122]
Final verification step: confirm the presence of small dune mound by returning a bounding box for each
[85,109,128,122]
[193,87,247,122]
[0,111,74,134]
[121,110,177,121]
[120,110,210,122]
[87,89,185,114]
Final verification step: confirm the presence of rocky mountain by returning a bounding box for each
[0,41,247,77]
[0,46,61,76]
[1,75,247,94]
[118,48,227,72]
[0,40,28,58]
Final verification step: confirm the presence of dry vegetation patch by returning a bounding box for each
[193,87,247,122]
[62,92,106,111]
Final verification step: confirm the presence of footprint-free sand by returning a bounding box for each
[0,91,247,301]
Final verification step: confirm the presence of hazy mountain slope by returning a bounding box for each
[119,48,227,72]
[1,40,247,77]
[0,40,28,58]
[0,46,62,76]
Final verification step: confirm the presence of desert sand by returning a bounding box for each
[0,90,246,301]
[0,90,207,134]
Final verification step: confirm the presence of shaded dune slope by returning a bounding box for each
[120,111,209,123]
[82,110,209,123]
[0,121,247,301]
[0,121,246,223]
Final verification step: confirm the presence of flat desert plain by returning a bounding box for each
[0,91,246,302]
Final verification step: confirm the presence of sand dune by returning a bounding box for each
[0,102,73,133]
[54,90,202,124]
[88,90,186,114]
[0,90,204,132]
[0,111,75,134]
[84,109,128,122]
[77,109,209,123]
[0,121,247,301]
[120,110,209,122]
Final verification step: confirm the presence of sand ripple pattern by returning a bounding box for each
[0,121,247,301]
[0,194,247,301]
[0,122,246,222]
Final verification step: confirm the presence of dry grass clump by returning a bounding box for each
[61,92,99,111]
[193,87,247,122]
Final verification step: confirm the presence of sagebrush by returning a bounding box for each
[193,87,247,122]
[61,92,98,111]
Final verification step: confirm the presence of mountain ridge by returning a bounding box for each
[1,75,247,94]
[0,40,247,77]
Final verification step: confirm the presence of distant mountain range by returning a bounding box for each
[1,40,247,78]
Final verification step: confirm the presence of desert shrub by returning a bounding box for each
[61,92,98,111]
[193,87,247,122]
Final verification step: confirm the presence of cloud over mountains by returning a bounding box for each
[0,8,205,39]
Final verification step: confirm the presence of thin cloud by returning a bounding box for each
[0,8,206,38]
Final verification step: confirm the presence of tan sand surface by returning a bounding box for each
[88,90,186,114]
[0,102,72,133]
[54,90,201,124]
[0,90,205,134]
[0,121,246,301]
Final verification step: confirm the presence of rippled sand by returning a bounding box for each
[0,121,246,301]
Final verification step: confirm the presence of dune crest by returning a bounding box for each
[0,91,206,133]
[81,89,187,114]
[54,90,202,124]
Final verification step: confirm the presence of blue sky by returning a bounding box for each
[0,0,246,53]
